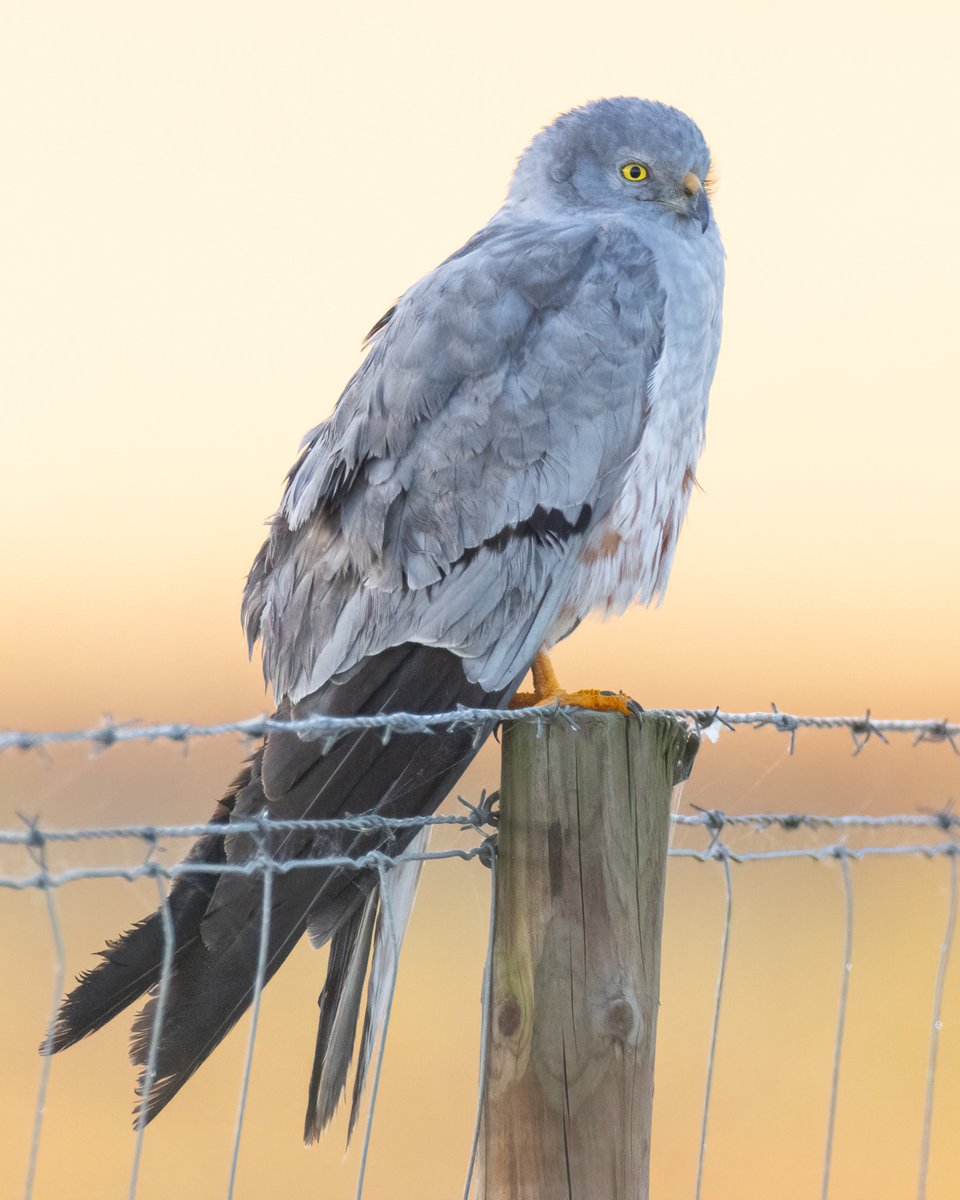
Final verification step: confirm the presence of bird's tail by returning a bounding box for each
[45,747,322,1122]
[43,643,517,1137]
[44,762,252,1054]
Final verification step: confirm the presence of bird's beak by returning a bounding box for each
[682,172,710,233]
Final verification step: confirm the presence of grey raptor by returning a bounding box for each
[45,97,725,1140]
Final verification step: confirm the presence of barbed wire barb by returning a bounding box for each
[913,721,960,755]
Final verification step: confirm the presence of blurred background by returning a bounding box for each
[2,1,959,1196]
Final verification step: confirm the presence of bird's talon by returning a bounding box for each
[518,687,639,717]
[555,689,636,716]
[510,653,639,717]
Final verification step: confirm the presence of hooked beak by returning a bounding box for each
[682,172,710,233]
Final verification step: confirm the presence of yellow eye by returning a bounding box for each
[620,162,648,182]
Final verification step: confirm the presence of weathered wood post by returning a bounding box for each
[477,711,698,1199]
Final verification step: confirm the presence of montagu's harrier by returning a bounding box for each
[46,97,724,1140]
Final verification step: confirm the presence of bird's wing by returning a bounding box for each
[242,214,667,702]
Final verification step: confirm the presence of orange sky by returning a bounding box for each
[2,2,959,1197]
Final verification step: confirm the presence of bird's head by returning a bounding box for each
[508,97,714,233]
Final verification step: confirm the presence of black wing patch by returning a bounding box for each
[361,304,397,348]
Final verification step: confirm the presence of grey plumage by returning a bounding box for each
[45,97,724,1138]
[246,217,663,699]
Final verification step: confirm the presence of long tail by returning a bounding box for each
[44,643,519,1135]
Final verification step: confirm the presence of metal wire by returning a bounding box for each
[129,870,175,1198]
[4,840,959,900]
[0,811,496,847]
[1,705,957,754]
[2,809,957,851]
[227,849,274,1200]
[23,835,65,1200]
[3,839,958,896]
[917,853,958,1200]
[355,861,403,1200]
[463,842,497,1200]
[821,853,854,1200]
[694,851,733,1200]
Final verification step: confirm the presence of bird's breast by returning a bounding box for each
[556,226,723,634]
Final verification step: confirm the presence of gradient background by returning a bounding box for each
[2,2,959,1197]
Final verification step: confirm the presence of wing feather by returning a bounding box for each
[242,213,666,700]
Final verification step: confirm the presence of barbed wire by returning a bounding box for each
[1,807,959,852]
[4,841,959,895]
[2,808,959,892]
[0,810,490,847]
[1,704,958,755]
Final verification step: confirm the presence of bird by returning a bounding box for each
[43,96,724,1141]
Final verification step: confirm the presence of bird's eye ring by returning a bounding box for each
[620,162,648,183]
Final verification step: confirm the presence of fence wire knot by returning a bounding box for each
[689,804,729,852]
[476,834,498,870]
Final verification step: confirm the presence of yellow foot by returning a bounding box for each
[510,687,636,715]
[509,651,639,716]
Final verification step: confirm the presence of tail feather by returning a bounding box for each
[303,825,430,1144]
[348,828,428,1139]
[44,643,522,1135]
[304,890,377,1142]
[42,761,254,1054]
[129,873,314,1121]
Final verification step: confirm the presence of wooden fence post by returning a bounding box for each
[477,711,699,1199]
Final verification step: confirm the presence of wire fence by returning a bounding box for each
[3,706,959,1200]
